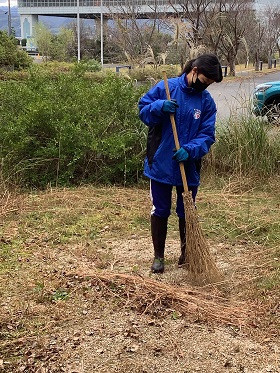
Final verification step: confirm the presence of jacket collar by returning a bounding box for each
[179,73,200,94]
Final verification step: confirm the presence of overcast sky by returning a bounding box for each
[0,0,17,6]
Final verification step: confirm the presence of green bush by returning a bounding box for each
[14,49,33,70]
[72,59,102,76]
[0,31,32,70]
[0,69,30,81]
[206,116,280,178]
[0,72,148,188]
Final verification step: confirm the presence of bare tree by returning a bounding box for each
[104,0,257,73]
[206,0,255,76]
[170,0,214,48]
[106,2,163,65]
[165,17,207,68]
[67,20,98,60]
[261,5,280,68]
[247,17,266,71]
[167,0,255,74]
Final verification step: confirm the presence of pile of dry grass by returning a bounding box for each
[71,270,249,327]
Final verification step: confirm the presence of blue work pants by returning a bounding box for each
[150,179,198,219]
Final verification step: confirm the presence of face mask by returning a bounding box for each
[191,74,209,92]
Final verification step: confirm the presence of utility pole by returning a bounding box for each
[77,0,81,62]
[7,0,12,36]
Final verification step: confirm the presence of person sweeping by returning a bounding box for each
[139,53,223,274]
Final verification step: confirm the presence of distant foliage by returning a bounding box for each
[128,64,180,82]
[34,23,75,62]
[0,31,32,69]
[0,70,148,188]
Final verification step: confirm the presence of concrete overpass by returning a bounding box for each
[18,0,182,43]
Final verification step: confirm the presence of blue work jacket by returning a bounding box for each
[138,73,217,187]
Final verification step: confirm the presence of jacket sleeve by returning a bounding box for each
[138,83,166,127]
[184,96,217,159]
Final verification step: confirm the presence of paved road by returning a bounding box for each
[207,71,280,120]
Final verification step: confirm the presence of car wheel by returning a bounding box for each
[266,99,280,125]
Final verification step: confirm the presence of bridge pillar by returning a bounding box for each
[20,14,38,48]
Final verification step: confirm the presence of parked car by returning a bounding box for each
[253,81,280,124]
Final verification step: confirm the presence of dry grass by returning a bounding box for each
[0,190,24,218]
[0,182,279,371]
[70,270,248,327]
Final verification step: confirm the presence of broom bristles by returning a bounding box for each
[183,192,221,284]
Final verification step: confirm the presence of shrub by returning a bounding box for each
[0,31,32,70]
[1,66,278,190]
[14,49,33,70]
[0,73,148,188]
[72,59,102,76]
[26,62,73,78]
[0,69,30,81]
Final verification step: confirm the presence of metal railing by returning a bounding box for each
[18,0,171,7]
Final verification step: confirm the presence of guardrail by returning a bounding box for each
[115,65,132,73]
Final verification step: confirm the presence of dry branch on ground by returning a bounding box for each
[69,270,249,328]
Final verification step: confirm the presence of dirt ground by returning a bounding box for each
[0,186,279,372]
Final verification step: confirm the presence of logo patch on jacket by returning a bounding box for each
[193,109,201,119]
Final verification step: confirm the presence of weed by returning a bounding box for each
[258,271,280,291]
[132,215,150,229]
[52,289,69,301]
[171,310,181,320]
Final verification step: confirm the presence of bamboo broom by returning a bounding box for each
[162,71,221,283]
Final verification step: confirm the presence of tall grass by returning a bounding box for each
[207,116,280,179]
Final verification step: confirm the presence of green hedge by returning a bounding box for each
[0,71,148,188]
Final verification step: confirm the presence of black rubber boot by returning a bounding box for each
[151,215,168,274]
[178,217,186,266]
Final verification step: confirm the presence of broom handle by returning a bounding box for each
[162,71,189,195]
